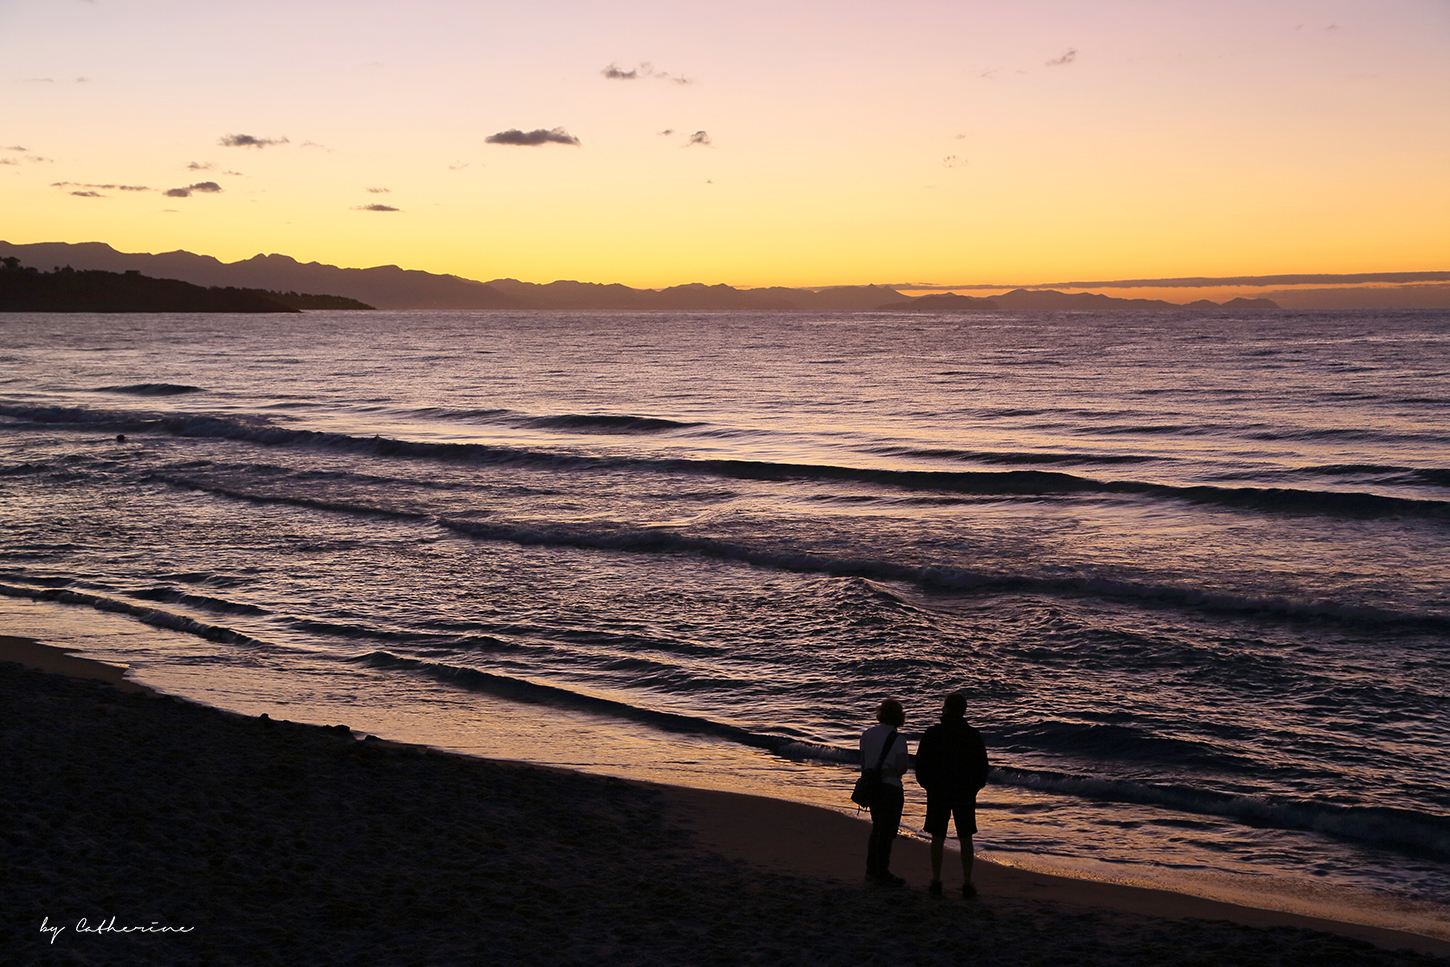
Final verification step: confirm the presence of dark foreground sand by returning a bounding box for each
[3,636,1446,967]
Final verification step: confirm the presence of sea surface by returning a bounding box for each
[2,308,1447,938]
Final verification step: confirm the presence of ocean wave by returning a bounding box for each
[1001,721,1253,771]
[130,585,271,616]
[8,402,1448,521]
[0,462,54,476]
[0,581,270,647]
[866,446,1161,467]
[92,383,204,396]
[347,650,791,752]
[994,766,1450,860]
[524,413,706,434]
[142,474,1450,635]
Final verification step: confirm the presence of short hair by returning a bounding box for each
[942,691,967,720]
[876,699,905,727]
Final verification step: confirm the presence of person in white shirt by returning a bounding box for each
[859,699,909,886]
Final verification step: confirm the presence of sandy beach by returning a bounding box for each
[4,634,1446,967]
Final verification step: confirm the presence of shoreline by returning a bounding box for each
[3,633,1446,964]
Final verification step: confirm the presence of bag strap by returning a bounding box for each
[870,729,898,772]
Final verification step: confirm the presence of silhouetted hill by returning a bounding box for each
[476,279,896,310]
[875,293,1001,311]
[0,259,300,313]
[0,242,524,310]
[2,241,1316,311]
[0,241,910,310]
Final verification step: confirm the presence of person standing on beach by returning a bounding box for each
[914,691,989,898]
[860,699,909,886]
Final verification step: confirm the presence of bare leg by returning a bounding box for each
[961,834,976,896]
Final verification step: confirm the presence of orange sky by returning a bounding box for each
[3,0,1447,288]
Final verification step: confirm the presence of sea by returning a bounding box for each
[2,307,1447,939]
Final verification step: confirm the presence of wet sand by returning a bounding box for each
[3,635,1445,966]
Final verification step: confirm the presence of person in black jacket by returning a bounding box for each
[914,691,989,897]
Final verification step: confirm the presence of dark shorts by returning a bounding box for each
[924,796,977,839]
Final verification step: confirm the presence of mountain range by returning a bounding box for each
[0,240,1294,312]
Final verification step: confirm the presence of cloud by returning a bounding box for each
[52,181,151,191]
[187,161,214,171]
[1046,48,1077,66]
[602,62,692,85]
[0,159,16,166]
[448,161,469,170]
[355,204,400,212]
[71,190,103,197]
[658,129,674,136]
[485,127,580,147]
[8,147,52,163]
[942,155,967,168]
[684,130,711,147]
[164,181,223,198]
[301,141,332,151]
[365,187,390,193]
[219,133,289,149]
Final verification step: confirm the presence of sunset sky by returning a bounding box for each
[3,0,1447,289]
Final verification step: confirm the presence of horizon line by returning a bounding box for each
[887,272,1450,292]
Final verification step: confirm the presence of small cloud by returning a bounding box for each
[684,130,711,147]
[485,127,580,147]
[1046,48,1077,67]
[164,181,221,198]
[75,76,90,83]
[658,129,674,136]
[23,78,56,84]
[219,133,289,149]
[942,155,967,168]
[448,161,469,170]
[5,146,26,151]
[52,181,151,191]
[223,170,243,176]
[954,133,967,140]
[301,140,332,151]
[187,161,214,171]
[354,204,400,212]
[365,187,390,193]
[602,62,692,85]
[71,190,103,197]
[0,159,16,166]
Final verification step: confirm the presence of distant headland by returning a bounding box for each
[0,256,373,313]
[3,240,1447,312]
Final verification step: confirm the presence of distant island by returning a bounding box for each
[875,291,1280,312]
[0,257,373,313]
[7,239,1446,311]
